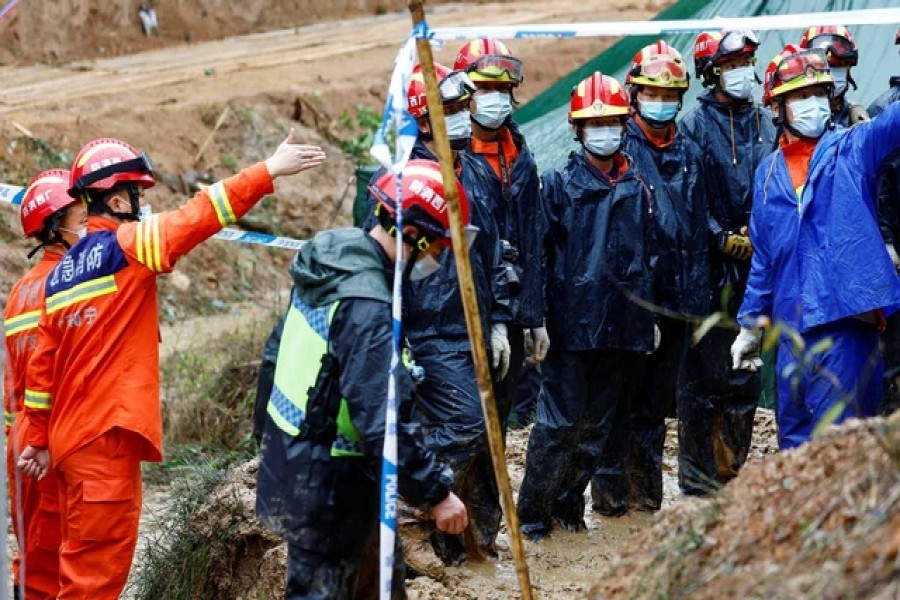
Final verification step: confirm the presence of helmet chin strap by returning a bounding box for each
[96,184,142,222]
[401,246,421,282]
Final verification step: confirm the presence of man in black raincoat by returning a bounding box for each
[256,161,469,599]
[454,38,550,432]
[363,64,511,562]
[676,30,776,495]
[592,41,709,515]
[871,28,900,416]
[517,72,658,540]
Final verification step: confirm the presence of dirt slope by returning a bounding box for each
[593,413,900,600]
[0,0,670,316]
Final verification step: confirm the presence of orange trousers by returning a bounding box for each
[55,427,143,600]
[6,415,62,600]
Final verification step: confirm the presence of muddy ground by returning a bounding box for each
[127,410,778,599]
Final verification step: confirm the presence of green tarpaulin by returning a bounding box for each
[517,0,899,171]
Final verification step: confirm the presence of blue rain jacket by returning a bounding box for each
[680,90,777,293]
[738,101,900,333]
[542,149,658,352]
[464,120,546,328]
[622,119,709,316]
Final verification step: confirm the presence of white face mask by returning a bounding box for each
[830,66,849,96]
[445,110,472,149]
[60,227,88,241]
[787,95,831,138]
[473,92,512,130]
[410,253,441,281]
[583,126,623,158]
[139,204,153,221]
[721,66,755,100]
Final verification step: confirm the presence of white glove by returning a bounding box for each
[731,327,763,372]
[887,243,900,271]
[491,323,511,380]
[527,326,550,364]
[646,324,661,355]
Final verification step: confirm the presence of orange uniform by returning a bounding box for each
[4,251,64,600]
[24,162,273,599]
[469,126,520,186]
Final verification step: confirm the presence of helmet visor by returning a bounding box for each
[720,30,759,54]
[439,70,476,104]
[809,34,857,64]
[776,49,831,86]
[467,54,524,83]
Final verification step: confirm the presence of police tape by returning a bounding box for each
[429,7,900,40]
[0,182,308,251]
[0,0,20,21]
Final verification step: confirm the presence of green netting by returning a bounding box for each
[517,0,900,170]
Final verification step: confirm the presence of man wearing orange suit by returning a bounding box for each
[18,130,325,598]
[5,170,87,600]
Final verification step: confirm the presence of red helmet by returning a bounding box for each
[453,38,523,85]
[406,63,475,119]
[627,40,690,89]
[68,138,156,197]
[20,169,79,238]
[369,159,470,249]
[800,25,858,67]
[569,72,630,122]
[763,44,834,107]
[693,30,759,80]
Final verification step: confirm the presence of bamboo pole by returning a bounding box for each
[406,3,533,598]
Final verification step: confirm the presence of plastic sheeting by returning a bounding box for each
[517,0,900,170]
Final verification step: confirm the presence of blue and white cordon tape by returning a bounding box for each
[0,182,307,250]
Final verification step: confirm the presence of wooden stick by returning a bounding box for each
[192,105,231,166]
[406,3,533,598]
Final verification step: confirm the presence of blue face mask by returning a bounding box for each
[639,100,680,124]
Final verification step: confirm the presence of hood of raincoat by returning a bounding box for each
[290,228,391,308]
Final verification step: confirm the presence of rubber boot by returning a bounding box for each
[517,424,576,541]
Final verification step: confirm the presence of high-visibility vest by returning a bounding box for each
[267,292,363,457]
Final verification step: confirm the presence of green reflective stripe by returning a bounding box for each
[24,389,51,410]
[46,276,117,315]
[4,309,40,336]
[267,402,299,437]
[266,296,363,456]
[4,412,14,427]
[208,181,237,227]
[330,399,363,457]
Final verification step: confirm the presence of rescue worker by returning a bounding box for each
[871,29,900,416]
[4,170,86,600]
[18,131,326,598]
[364,63,511,563]
[453,38,550,428]
[799,25,869,127]
[732,45,900,449]
[517,72,658,540]
[256,160,469,599]
[677,30,777,495]
[592,41,708,514]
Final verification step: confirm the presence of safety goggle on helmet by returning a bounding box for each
[627,41,690,89]
[407,64,476,119]
[800,26,858,67]
[369,160,478,251]
[763,46,834,106]
[68,138,156,197]
[454,38,524,85]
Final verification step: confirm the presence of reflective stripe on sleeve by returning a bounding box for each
[24,389,51,410]
[3,309,41,336]
[208,181,237,227]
